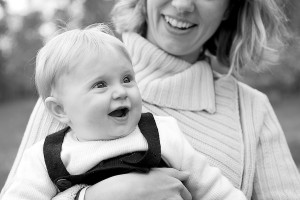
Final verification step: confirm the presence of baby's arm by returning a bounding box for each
[1,141,57,200]
[156,116,246,200]
[179,135,246,199]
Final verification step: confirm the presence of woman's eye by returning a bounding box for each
[92,81,107,88]
[123,76,131,83]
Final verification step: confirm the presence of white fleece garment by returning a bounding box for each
[2,116,245,200]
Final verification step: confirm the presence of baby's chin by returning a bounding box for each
[87,132,132,141]
[109,128,137,140]
[107,126,138,141]
[75,125,137,141]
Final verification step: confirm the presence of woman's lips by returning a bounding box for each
[163,15,196,30]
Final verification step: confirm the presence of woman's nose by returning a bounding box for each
[171,0,195,13]
[112,85,127,100]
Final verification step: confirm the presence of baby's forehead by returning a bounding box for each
[97,34,131,59]
[75,42,130,65]
[82,32,130,58]
[66,34,131,68]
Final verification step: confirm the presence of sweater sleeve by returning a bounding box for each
[1,142,57,200]
[0,98,81,200]
[252,95,300,199]
[179,129,246,200]
[156,116,246,200]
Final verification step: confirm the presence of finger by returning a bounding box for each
[152,168,190,181]
[168,195,184,200]
[179,184,192,200]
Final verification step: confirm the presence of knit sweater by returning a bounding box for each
[122,33,300,199]
[2,116,246,200]
[1,32,300,200]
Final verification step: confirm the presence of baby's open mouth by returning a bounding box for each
[108,107,129,118]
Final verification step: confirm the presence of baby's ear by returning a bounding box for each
[45,97,70,124]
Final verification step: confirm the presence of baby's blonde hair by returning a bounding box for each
[35,23,131,100]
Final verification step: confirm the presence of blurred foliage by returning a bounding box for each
[241,0,300,98]
[0,0,8,101]
[82,0,114,27]
[0,0,116,102]
[4,12,44,99]
[0,0,299,102]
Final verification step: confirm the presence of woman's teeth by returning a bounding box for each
[164,15,194,29]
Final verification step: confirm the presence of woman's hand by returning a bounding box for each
[85,168,192,200]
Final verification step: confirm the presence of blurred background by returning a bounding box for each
[0,0,299,189]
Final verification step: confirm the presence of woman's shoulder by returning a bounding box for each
[216,76,272,133]
[236,80,270,109]
[219,75,274,122]
[238,80,267,97]
[215,73,268,102]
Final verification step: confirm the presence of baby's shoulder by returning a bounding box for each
[153,115,178,125]
[152,115,184,141]
[153,115,181,134]
[24,139,45,158]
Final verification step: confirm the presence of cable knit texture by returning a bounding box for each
[123,32,244,186]
[1,32,300,200]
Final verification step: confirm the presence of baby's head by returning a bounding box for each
[35,24,142,141]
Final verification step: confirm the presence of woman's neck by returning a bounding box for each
[145,34,203,64]
[122,32,216,112]
[175,49,203,64]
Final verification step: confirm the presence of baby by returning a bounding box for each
[2,24,246,200]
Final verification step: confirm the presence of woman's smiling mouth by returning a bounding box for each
[163,15,196,30]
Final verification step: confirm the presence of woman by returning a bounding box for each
[2,0,300,199]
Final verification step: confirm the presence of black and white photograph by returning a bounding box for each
[0,0,300,199]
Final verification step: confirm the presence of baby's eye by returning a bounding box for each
[92,81,107,89]
[123,76,132,83]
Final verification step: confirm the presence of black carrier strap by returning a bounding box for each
[43,127,71,184]
[121,112,161,167]
[43,113,168,192]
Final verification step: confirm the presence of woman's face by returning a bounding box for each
[146,0,229,63]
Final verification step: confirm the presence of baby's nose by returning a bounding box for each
[112,85,127,99]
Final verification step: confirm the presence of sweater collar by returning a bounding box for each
[123,32,216,113]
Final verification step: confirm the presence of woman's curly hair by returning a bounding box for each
[111,0,292,76]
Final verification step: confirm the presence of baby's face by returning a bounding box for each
[55,45,142,141]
